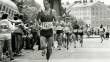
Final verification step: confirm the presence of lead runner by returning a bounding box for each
[36,0,58,62]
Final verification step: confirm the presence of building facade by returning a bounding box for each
[62,0,110,27]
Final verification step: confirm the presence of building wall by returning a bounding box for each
[63,0,110,27]
[72,7,91,20]
[91,1,110,27]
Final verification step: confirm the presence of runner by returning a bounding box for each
[63,17,71,50]
[37,0,58,62]
[56,17,63,50]
[72,21,79,48]
[78,23,84,47]
[99,24,105,43]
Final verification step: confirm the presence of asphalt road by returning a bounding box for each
[2,37,110,62]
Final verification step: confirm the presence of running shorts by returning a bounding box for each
[40,29,53,38]
[56,30,63,34]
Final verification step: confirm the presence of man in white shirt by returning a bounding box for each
[0,13,15,61]
[105,25,109,40]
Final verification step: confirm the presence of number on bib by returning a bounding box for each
[41,22,53,29]
[78,30,83,33]
[73,30,77,32]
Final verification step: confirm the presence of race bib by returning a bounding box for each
[41,22,53,29]
[73,29,78,32]
[0,23,9,33]
[64,27,70,32]
[78,30,83,33]
[56,26,62,30]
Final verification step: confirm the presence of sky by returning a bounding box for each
[35,0,110,7]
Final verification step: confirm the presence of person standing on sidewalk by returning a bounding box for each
[105,25,109,40]
[56,17,63,50]
[37,0,58,62]
[30,20,39,50]
[12,13,25,56]
[0,13,15,61]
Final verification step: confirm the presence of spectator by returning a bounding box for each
[0,13,15,61]
[105,25,109,40]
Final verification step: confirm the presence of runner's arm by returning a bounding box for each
[36,10,41,25]
[8,21,16,32]
[52,9,58,23]
[36,11,42,30]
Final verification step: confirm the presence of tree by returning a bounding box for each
[21,6,39,24]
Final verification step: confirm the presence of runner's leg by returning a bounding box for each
[6,39,14,60]
[80,35,83,47]
[73,33,76,48]
[46,37,53,61]
[40,36,46,56]
[0,40,4,60]
[59,33,62,50]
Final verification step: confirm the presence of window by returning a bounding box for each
[104,12,106,15]
[96,8,98,10]
[92,12,94,15]
[88,12,90,15]
[100,12,102,15]
[92,8,94,10]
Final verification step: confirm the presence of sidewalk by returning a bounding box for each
[83,35,100,38]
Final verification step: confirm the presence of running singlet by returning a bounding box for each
[38,9,54,38]
[63,22,70,33]
[73,29,78,33]
[55,23,63,30]
[99,28,104,34]
[78,26,83,33]
[0,21,9,33]
[72,24,79,33]
[78,29,83,33]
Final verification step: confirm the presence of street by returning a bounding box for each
[5,37,110,62]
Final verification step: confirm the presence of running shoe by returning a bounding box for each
[42,49,46,56]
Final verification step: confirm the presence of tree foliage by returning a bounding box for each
[21,6,39,24]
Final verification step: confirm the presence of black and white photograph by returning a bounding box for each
[0,0,110,62]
